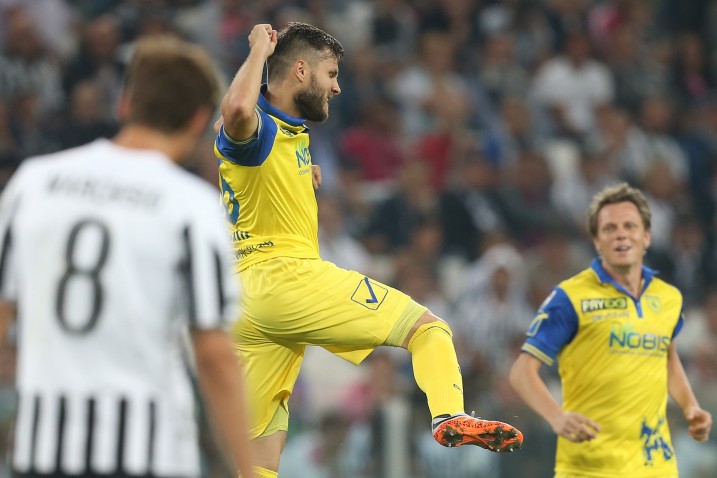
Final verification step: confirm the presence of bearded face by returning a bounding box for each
[294,73,329,122]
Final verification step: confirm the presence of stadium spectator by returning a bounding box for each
[53,80,118,150]
[452,243,533,374]
[62,15,123,121]
[0,7,63,115]
[338,94,407,184]
[532,30,614,136]
[318,193,374,277]
[477,33,530,109]
[390,29,471,139]
[482,95,544,169]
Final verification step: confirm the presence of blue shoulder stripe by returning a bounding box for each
[215,109,277,167]
[522,287,579,366]
[672,312,684,339]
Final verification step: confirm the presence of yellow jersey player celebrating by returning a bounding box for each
[510,182,712,478]
[214,22,524,478]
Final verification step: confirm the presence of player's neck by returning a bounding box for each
[602,261,644,298]
[112,125,189,163]
[265,84,302,118]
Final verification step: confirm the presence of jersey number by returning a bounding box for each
[55,220,110,334]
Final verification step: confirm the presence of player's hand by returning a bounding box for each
[550,411,601,443]
[312,165,322,190]
[685,406,712,442]
[248,24,277,58]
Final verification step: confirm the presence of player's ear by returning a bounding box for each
[188,106,213,136]
[116,93,131,121]
[592,236,602,257]
[294,59,307,82]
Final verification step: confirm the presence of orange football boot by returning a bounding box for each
[432,413,524,452]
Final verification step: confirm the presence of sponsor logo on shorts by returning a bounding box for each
[351,277,387,310]
[235,240,274,259]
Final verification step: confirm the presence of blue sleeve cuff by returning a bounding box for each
[521,342,556,367]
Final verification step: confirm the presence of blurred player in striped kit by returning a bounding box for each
[0,36,254,478]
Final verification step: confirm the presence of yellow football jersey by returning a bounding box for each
[215,87,320,271]
[522,258,683,477]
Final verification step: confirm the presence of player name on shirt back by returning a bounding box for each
[47,174,161,210]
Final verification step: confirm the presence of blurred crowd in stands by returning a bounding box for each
[1,0,717,476]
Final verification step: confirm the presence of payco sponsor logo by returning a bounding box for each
[581,297,628,313]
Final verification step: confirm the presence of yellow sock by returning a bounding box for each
[250,466,278,478]
[407,321,464,419]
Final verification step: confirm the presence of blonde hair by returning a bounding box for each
[587,182,651,237]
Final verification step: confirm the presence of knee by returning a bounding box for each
[415,310,446,328]
[252,466,279,478]
[249,432,286,472]
[403,313,452,349]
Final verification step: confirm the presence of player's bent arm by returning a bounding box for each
[667,343,700,410]
[667,343,712,442]
[509,353,600,442]
[510,353,564,426]
[221,24,277,141]
[0,300,15,346]
[191,329,255,478]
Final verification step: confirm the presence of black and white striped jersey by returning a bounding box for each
[0,139,240,478]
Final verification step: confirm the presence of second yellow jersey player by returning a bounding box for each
[522,259,681,477]
[510,183,712,478]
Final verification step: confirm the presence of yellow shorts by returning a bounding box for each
[233,257,427,438]
[555,474,677,478]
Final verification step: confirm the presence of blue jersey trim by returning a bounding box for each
[673,312,684,339]
[590,258,660,318]
[523,287,579,365]
[216,115,276,167]
[590,257,657,294]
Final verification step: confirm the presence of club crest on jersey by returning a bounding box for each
[581,297,627,313]
[644,294,662,313]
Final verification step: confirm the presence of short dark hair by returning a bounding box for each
[267,22,344,81]
[123,35,220,133]
[587,182,652,237]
